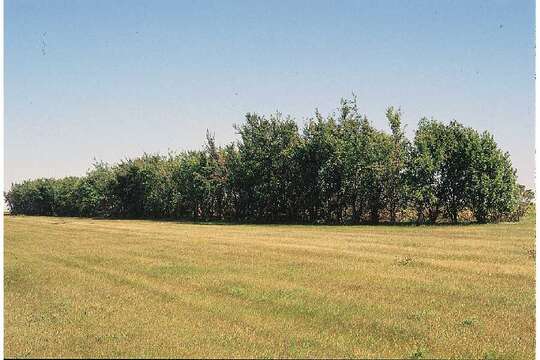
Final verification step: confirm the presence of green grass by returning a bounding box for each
[4,213,535,358]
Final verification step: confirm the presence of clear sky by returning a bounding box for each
[5,0,535,189]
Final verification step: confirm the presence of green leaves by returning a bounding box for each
[4,97,524,224]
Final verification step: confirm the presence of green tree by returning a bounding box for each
[54,177,81,216]
[235,112,301,222]
[5,97,525,225]
[466,131,519,223]
[76,161,116,217]
[6,179,56,215]
[298,110,339,222]
[439,121,474,223]
[383,106,409,223]
[408,118,447,224]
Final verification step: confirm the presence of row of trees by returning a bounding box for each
[5,97,532,224]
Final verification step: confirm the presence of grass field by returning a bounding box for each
[4,213,535,359]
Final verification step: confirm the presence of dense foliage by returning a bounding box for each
[5,98,530,224]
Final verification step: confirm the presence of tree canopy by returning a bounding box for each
[5,97,531,224]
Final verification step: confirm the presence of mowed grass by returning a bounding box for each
[4,213,535,359]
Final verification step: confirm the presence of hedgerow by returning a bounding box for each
[5,97,531,224]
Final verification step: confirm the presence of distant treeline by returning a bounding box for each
[5,97,534,224]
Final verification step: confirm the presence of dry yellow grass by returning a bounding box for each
[4,213,535,358]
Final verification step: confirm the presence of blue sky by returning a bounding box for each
[5,0,535,188]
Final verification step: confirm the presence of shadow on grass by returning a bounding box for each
[5,212,520,227]
[53,215,487,227]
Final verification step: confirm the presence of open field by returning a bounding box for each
[4,213,535,358]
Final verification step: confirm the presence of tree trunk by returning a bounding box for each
[476,210,487,224]
[336,204,343,224]
[390,205,397,224]
[351,196,360,224]
[416,207,424,225]
[450,210,458,224]
[370,207,379,224]
[428,207,439,224]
